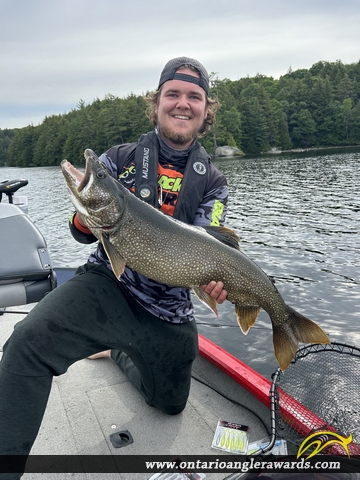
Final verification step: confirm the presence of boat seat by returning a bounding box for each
[0,203,57,308]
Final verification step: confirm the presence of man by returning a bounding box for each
[0,57,228,477]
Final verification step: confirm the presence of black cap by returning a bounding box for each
[158,56,209,95]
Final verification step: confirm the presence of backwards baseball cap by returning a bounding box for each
[158,56,209,95]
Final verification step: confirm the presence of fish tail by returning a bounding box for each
[273,306,330,371]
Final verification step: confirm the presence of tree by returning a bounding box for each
[32,115,69,166]
[2,59,360,163]
[336,74,357,102]
[240,96,269,154]
[309,76,334,145]
[349,101,360,143]
[336,98,353,141]
[62,100,97,164]
[0,129,15,166]
[221,107,242,148]
[291,109,317,148]
[7,125,38,166]
[267,99,292,149]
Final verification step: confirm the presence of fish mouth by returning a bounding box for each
[61,160,90,193]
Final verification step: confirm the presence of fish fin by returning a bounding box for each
[192,286,219,317]
[235,304,261,334]
[273,306,330,371]
[202,226,241,250]
[101,234,127,280]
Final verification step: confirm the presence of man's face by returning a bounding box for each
[155,68,209,149]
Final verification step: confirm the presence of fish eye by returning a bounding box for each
[97,170,106,179]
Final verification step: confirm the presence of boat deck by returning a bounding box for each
[1,306,271,480]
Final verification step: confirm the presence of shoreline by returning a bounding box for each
[266,144,360,154]
[212,144,360,159]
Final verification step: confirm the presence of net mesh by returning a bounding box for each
[273,342,360,456]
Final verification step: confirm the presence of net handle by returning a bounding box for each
[250,369,280,456]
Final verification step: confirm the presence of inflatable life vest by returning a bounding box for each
[133,131,210,224]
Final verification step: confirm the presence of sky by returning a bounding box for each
[1,0,360,130]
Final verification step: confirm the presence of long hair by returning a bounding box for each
[144,65,220,137]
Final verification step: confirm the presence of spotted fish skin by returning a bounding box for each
[61,149,330,371]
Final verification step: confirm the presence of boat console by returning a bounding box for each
[0,180,57,309]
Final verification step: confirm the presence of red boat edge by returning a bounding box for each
[198,333,272,407]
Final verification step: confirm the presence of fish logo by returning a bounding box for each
[297,431,353,459]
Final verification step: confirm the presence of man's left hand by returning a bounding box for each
[199,281,227,304]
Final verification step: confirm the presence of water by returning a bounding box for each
[1,149,359,378]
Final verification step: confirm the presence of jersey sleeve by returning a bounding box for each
[192,163,228,227]
[68,212,97,244]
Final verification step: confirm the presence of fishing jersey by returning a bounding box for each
[70,132,228,323]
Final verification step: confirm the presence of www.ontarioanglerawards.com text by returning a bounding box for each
[145,457,341,473]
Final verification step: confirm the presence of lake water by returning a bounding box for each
[1,148,359,378]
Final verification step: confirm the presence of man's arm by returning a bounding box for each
[193,165,229,304]
[198,186,228,303]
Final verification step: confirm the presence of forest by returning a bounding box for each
[0,59,360,167]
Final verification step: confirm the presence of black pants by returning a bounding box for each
[0,263,198,472]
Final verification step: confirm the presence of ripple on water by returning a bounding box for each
[1,150,359,377]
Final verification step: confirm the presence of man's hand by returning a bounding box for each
[199,281,227,304]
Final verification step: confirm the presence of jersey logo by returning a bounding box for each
[119,165,135,179]
[158,174,182,192]
[193,161,207,175]
[211,199,224,226]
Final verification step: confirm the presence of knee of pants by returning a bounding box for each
[1,318,54,377]
[151,388,190,416]
[160,401,187,416]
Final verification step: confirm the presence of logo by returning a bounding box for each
[139,187,151,199]
[297,431,353,459]
[158,174,182,192]
[142,147,150,179]
[193,161,206,175]
[211,199,224,226]
[119,165,135,179]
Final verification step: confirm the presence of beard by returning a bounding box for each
[158,124,198,147]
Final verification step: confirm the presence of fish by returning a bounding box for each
[61,149,330,371]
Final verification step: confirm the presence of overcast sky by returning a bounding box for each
[2,0,360,129]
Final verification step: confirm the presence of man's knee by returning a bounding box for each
[1,318,53,376]
[159,401,187,415]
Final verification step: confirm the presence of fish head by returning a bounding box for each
[61,149,126,234]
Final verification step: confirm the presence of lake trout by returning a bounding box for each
[61,149,330,371]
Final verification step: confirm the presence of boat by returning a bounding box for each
[1,178,359,479]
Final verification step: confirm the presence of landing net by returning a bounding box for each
[271,342,360,456]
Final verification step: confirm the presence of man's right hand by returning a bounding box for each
[199,281,227,304]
